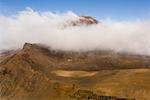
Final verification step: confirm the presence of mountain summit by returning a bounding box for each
[63,15,98,28]
[77,16,98,25]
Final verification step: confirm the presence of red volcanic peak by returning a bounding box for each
[70,16,98,26]
[60,15,98,28]
[79,16,98,25]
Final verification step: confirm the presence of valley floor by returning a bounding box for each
[48,69,150,100]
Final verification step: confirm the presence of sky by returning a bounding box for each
[0,0,149,55]
[0,0,149,21]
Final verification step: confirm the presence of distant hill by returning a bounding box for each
[1,43,150,71]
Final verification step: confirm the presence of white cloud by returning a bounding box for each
[0,7,150,55]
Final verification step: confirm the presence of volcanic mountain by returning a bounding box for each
[73,16,98,25]
[0,43,150,100]
[61,15,98,28]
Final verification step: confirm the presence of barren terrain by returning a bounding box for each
[0,43,150,100]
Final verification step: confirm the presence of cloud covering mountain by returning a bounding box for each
[0,7,149,55]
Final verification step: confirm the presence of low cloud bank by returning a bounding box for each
[0,7,149,55]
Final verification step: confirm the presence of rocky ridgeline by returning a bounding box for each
[70,89,135,100]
